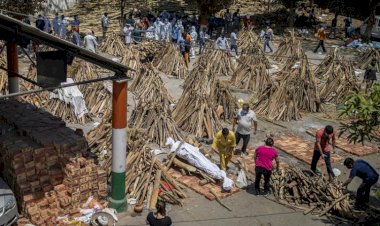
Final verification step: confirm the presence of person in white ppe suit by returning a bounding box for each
[123,23,134,45]
[83,31,98,53]
[163,19,172,42]
[190,26,198,58]
[146,26,155,39]
[153,18,163,41]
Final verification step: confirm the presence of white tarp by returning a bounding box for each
[166,137,234,191]
[50,78,88,118]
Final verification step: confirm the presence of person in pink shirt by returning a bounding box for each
[311,125,336,181]
[254,138,279,196]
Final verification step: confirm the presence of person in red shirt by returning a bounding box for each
[254,138,279,196]
[243,15,252,30]
[311,125,336,181]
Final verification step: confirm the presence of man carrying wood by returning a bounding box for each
[211,128,236,171]
[310,125,336,181]
[342,157,379,209]
[232,103,257,157]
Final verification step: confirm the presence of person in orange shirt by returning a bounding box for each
[313,26,326,53]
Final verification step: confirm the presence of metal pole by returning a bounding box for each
[109,79,128,211]
[6,41,19,93]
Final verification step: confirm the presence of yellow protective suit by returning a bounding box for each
[212,130,236,170]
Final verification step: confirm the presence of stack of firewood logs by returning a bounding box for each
[271,166,354,218]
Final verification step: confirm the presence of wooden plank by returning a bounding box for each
[274,136,343,165]
[306,130,379,156]
[167,169,240,201]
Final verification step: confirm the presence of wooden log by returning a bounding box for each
[149,170,162,210]
[209,189,232,211]
[319,194,349,217]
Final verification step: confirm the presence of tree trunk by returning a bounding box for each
[120,0,126,27]
[288,1,296,27]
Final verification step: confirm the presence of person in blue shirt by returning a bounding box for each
[71,15,80,31]
[342,158,379,209]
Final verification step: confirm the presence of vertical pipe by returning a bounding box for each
[110,79,128,211]
[6,41,19,93]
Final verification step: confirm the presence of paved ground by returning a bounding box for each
[115,38,380,225]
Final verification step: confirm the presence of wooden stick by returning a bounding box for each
[149,170,162,210]
[319,194,349,217]
[209,189,232,211]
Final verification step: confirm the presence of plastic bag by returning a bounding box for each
[222,176,234,191]
[236,169,248,188]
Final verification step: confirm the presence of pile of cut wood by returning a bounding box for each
[356,48,380,71]
[99,32,125,56]
[81,82,112,116]
[131,65,174,105]
[238,30,264,55]
[271,166,354,219]
[173,65,222,138]
[272,31,302,64]
[86,111,112,166]
[214,80,238,121]
[252,50,319,121]
[70,60,100,81]
[120,47,143,78]
[43,98,92,125]
[0,52,6,95]
[152,43,188,79]
[197,49,235,77]
[316,49,359,103]
[125,142,187,207]
[129,101,183,146]
[19,65,47,107]
[231,55,271,93]
[173,91,221,139]
[135,40,163,63]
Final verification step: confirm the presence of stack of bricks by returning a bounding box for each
[0,100,107,225]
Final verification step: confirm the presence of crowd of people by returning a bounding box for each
[116,9,275,65]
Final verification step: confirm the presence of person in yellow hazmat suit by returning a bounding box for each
[211,128,236,171]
